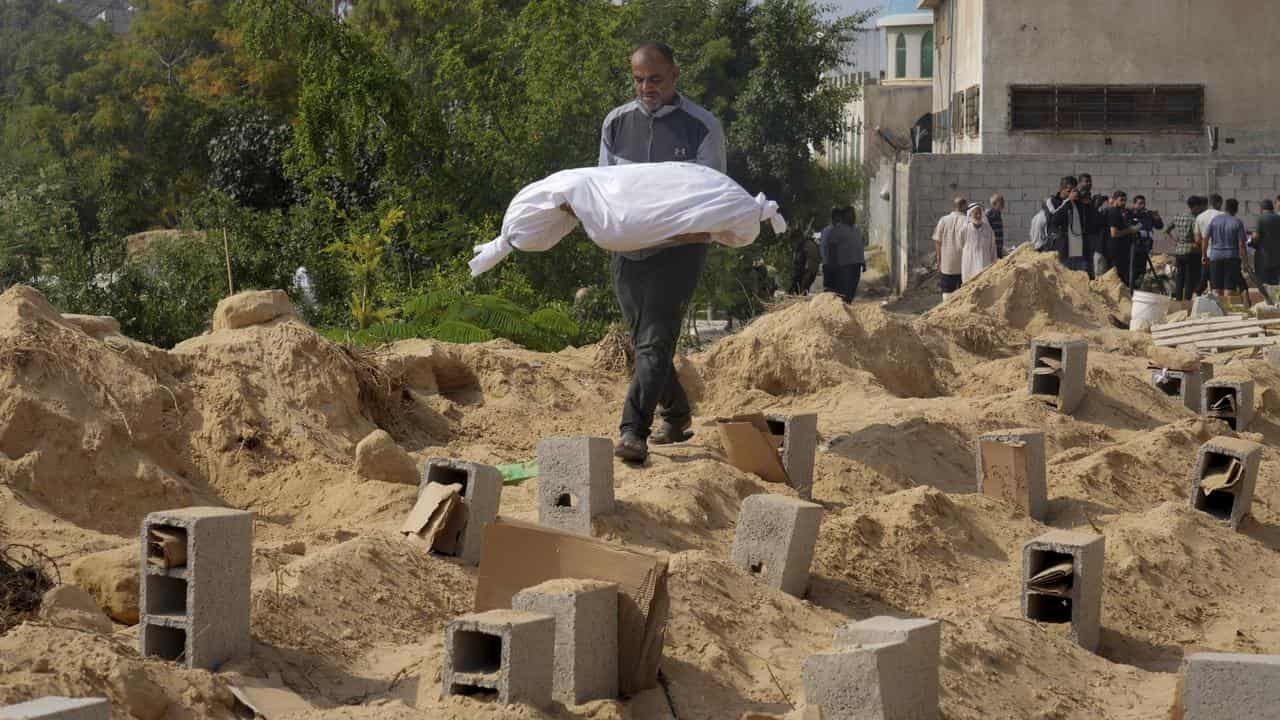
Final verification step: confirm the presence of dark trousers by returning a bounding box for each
[1173,254,1201,300]
[1259,264,1280,287]
[822,263,863,302]
[612,243,709,439]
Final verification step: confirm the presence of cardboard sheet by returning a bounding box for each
[716,413,789,485]
[1201,458,1243,496]
[980,440,1030,513]
[400,482,465,553]
[146,528,187,569]
[1027,561,1074,596]
[475,518,669,694]
[229,676,313,718]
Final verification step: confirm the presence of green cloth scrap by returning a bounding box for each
[497,461,538,485]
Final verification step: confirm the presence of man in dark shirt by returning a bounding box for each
[1077,173,1103,278]
[1129,195,1163,287]
[986,194,1006,257]
[1253,200,1280,286]
[820,206,866,302]
[1107,191,1141,287]
[599,42,726,463]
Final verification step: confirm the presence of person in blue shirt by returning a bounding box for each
[1204,198,1250,300]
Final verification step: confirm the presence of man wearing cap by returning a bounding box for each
[599,42,727,464]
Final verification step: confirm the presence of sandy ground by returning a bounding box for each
[2,246,1280,719]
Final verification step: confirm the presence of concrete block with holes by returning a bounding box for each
[139,507,252,670]
[1189,436,1262,530]
[765,413,819,500]
[730,494,823,597]
[1201,379,1255,431]
[442,609,555,708]
[1028,336,1088,414]
[1182,652,1280,719]
[803,638,940,719]
[1151,365,1209,413]
[536,437,614,536]
[0,697,110,720]
[512,579,618,704]
[1021,530,1105,652]
[420,458,503,564]
[975,429,1047,521]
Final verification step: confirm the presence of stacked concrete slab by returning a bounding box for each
[0,698,109,720]
[1189,436,1263,529]
[1181,652,1280,719]
[765,413,819,500]
[730,494,823,597]
[1151,365,1209,413]
[536,437,614,536]
[1028,337,1088,413]
[1021,530,1105,652]
[512,579,618,704]
[139,507,252,670]
[442,609,555,708]
[804,616,940,720]
[975,428,1048,521]
[421,458,503,564]
[1201,379,1255,431]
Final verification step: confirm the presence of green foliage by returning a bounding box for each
[1,0,872,348]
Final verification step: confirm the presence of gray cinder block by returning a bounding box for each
[442,609,556,709]
[1151,366,1208,413]
[1182,652,1280,720]
[0,697,109,720]
[766,413,819,500]
[421,458,503,564]
[1189,436,1262,529]
[139,507,252,670]
[536,437,614,536]
[1021,530,1105,652]
[512,579,618,704]
[832,616,940,718]
[1028,337,1088,414]
[730,494,823,597]
[1201,379,1255,431]
[803,638,939,720]
[975,429,1047,521]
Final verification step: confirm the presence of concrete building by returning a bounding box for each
[918,0,1280,155]
[827,5,935,174]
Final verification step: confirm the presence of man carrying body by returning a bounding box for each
[599,42,726,463]
[1251,200,1280,287]
[1204,198,1249,301]
[933,196,968,300]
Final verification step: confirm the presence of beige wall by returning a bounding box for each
[927,0,983,153]
[926,0,1280,154]
[862,83,933,173]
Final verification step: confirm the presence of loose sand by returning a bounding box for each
[2,249,1280,719]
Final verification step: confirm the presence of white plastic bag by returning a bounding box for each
[468,162,786,276]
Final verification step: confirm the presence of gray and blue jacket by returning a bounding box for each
[599,94,726,260]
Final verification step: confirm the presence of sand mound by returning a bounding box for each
[920,248,1127,357]
[699,293,944,407]
[0,286,202,534]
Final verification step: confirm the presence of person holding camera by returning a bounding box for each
[1129,195,1163,286]
[1106,191,1141,287]
[1046,177,1089,273]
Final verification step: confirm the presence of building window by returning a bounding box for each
[1009,85,1205,132]
[921,31,934,79]
[895,34,907,79]
[951,91,964,139]
[965,85,980,136]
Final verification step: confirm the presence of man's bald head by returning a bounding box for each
[630,42,680,113]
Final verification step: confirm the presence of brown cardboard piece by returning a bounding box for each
[400,482,465,554]
[716,413,789,485]
[229,675,313,718]
[980,440,1030,513]
[474,518,670,695]
[1027,562,1074,596]
[1200,458,1242,495]
[146,528,187,569]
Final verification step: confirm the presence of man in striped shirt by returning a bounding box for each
[1165,196,1204,301]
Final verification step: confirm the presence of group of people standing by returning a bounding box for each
[1166,193,1280,301]
[932,194,1007,300]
